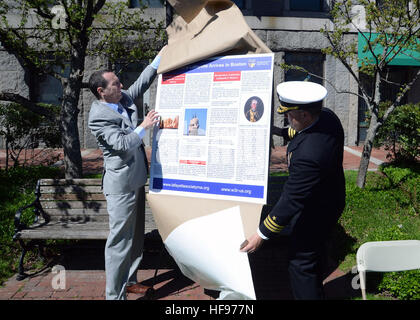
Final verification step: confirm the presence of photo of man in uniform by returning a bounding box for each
[244,96,264,122]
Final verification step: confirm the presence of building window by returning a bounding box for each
[251,0,283,16]
[284,51,324,83]
[129,0,163,8]
[357,66,420,142]
[31,63,70,106]
[290,0,323,12]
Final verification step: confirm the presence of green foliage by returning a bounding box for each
[379,163,419,216]
[381,166,414,186]
[368,224,411,242]
[337,168,420,299]
[375,104,420,164]
[89,0,167,69]
[0,166,62,285]
[0,103,61,168]
[378,270,420,300]
[322,0,420,77]
[0,1,166,75]
[321,0,420,189]
[0,1,167,177]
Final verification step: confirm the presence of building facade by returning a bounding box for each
[0,0,419,149]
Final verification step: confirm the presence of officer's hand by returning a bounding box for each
[140,110,160,130]
[240,233,264,254]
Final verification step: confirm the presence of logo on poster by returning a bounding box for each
[247,59,256,68]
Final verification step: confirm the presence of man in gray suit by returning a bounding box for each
[88,54,161,300]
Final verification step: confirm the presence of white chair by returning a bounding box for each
[356,240,420,300]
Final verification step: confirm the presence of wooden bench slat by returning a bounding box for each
[39,179,150,190]
[40,194,106,201]
[43,208,109,216]
[51,216,109,223]
[16,218,157,240]
[40,191,151,201]
[39,200,151,210]
[19,177,286,242]
[40,200,107,209]
[41,208,154,223]
[40,179,102,186]
[18,222,110,240]
[40,186,103,194]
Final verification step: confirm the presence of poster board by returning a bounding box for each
[150,53,274,204]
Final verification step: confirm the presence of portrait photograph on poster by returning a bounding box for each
[244,96,264,123]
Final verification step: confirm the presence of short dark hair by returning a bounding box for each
[88,70,112,99]
[304,101,323,117]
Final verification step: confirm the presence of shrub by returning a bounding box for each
[379,163,419,215]
[0,103,61,169]
[375,103,420,164]
[378,270,420,300]
[0,166,62,284]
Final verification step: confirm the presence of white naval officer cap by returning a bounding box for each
[276,81,328,114]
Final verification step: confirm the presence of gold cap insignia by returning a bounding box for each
[277,104,299,114]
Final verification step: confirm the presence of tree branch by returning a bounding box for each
[26,0,54,20]
[0,92,57,122]
[383,68,420,122]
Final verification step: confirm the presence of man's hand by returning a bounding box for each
[240,232,264,254]
[140,110,160,130]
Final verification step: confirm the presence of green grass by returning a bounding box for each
[0,166,63,285]
[332,166,420,300]
[271,169,419,275]
[83,173,103,179]
[271,165,419,300]
[336,170,420,272]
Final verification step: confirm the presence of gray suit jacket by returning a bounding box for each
[88,65,157,194]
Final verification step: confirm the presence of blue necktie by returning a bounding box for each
[117,105,130,120]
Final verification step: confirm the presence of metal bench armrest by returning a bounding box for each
[13,180,48,239]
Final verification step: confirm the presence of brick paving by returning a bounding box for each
[0,145,389,300]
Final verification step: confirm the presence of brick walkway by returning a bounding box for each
[0,146,389,300]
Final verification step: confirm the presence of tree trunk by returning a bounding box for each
[61,80,83,179]
[5,129,9,171]
[59,11,95,179]
[60,56,84,179]
[356,111,380,188]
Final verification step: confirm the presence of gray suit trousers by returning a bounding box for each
[104,186,145,300]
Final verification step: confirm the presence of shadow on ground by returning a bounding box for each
[24,221,362,300]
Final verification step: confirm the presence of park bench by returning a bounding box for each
[13,178,157,280]
[12,175,288,281]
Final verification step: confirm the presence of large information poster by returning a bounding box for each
[150,53,274,204]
